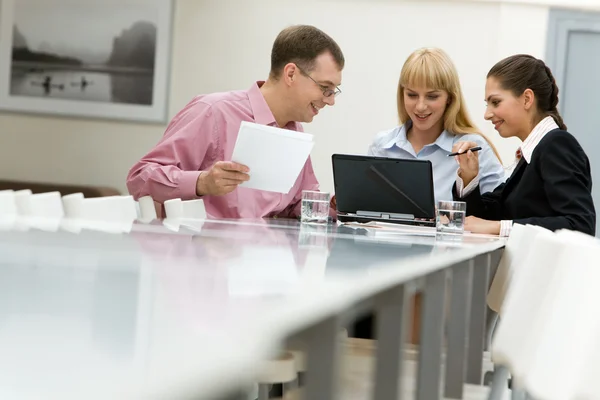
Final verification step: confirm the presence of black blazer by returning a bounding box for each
[453,129,596,235]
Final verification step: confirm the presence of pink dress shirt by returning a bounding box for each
[126,81,320,218]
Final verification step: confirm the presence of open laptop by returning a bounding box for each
[331,154,436,227]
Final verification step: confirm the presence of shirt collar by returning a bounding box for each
[380,121,454,152]
[380,123,409,149]
[248,81,277,126]
[248,81,298,129]
[519,116,559,163]
[434,129,455,152]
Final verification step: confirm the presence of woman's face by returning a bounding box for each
[403,85,449,134]
[484,77,530,140]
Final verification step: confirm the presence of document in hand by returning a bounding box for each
[231,121,315,193]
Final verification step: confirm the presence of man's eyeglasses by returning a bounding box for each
[296,65,341,98]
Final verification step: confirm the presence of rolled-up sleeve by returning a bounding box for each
[126,99,218,203]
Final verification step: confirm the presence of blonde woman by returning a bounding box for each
[353,48,505,341]
[368,47,504,202]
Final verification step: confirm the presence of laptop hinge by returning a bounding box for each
[356,210,415,220]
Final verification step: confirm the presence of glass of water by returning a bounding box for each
[301,190,330,224]
[436,200,467,234]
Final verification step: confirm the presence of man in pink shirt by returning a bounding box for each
[126,25,344,218]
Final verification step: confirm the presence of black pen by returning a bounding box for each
[447,146,482,157]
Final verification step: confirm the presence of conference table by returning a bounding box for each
[0,216,505,400]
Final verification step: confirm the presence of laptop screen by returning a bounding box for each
[332,154,436,220]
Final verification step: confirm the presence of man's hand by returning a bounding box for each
[196,161,250,196]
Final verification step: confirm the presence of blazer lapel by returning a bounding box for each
[502,158,527,196]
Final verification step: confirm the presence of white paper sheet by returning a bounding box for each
[231,121,314,193]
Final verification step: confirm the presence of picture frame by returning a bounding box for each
[0,0,173,123]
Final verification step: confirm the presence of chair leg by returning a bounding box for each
[258,384,270,400]
[484,370,495,386]
[487,366,509,400]
[511,389,526,400]
[486,312,499,351]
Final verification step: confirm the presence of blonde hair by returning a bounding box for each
[397,47,502,161]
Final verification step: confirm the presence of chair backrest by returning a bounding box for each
[491,228,556,380]
[0,190,17,230]
[29,192,64,218]
[487,223,551,314]
[491,229,600,400]
[522,230,600,400]
[137,195,157,221]
[61,193,138,233]
[0,190,16,217]
[79,196,137,222]
[12,190,64,218]
[164,198,206,219]
[62,192,85,219]
[13,189,33,215]
[546,229,600,400]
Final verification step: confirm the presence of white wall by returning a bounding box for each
[0,0,555,194]
[478,0,600,11]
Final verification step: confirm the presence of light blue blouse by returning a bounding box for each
[368,122,505,203]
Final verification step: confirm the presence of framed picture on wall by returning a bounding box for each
[0,0,173,123]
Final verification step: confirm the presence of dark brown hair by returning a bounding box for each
[487,54,567,130]
[269,25,345,79]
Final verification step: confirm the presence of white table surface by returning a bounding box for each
[0,217,505,399]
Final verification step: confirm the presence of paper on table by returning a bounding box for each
[231,121,314,193]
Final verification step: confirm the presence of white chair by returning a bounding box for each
[530,229,600,400]
[137,195,157,221]
[484,224,553,388]
[0,190,17,217]
[63,193,139,221]
[28,192,64,218]
[489,229,600,400]
[255,352,298,400]
[0,190,17,230]
[575,282,600,400]
[60,193,86,233]
[61,192,84,218]
[490,228,556,387]
[61,194,137,234]
[522,230,600,400]
[12,190,64,218]
[164,198,206,219]
[487,228,558,399]
[487,223,551,314]
[79,196,137,222]
[13,189,33,215]
[10,191,64,231]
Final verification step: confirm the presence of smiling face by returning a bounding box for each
[484,77,531,140]
[403,85,449,135]
[289,51,342,123]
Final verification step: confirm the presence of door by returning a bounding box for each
[547,9,600,237]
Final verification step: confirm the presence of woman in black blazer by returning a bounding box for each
[452,55,596,236]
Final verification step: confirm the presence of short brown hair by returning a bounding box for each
[488,55,567,130]
[269,25,345,79]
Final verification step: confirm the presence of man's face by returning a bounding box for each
[290,52,342,123]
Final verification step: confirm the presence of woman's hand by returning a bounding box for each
[452,141,480,187]
[464,216,500,235]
